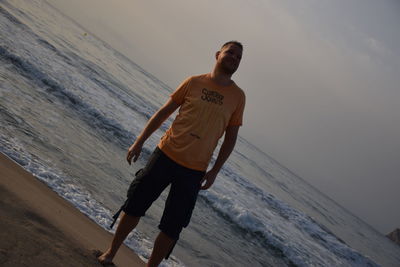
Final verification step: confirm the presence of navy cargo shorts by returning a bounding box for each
[122,147,205,240]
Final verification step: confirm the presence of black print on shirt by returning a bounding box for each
[201,88,224,105]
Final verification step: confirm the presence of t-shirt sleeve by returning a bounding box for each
[228,91,246,126]
[170,77,192,105]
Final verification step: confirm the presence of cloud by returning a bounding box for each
[365,37,388,56]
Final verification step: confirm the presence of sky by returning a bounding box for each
[50,0,400,234]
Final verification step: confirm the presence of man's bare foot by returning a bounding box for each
[93,249,115,266]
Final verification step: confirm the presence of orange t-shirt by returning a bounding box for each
[158,74,245,171]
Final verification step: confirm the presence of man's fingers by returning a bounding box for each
[126,144,143,165]
[127,150,135,165]
[127,150,132,163]
[201,182,210,190]
[127,150,141,164]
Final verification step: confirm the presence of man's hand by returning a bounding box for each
[200,169,219,190]
[126,141,143,165]
[199,125,239,190]
[126,98,179,166]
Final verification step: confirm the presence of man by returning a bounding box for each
[98,41,245,266]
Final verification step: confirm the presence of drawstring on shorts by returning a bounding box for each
[109,205,123,229]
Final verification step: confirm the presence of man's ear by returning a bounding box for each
[215,51,220,60]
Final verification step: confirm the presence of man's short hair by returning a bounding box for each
[221,41,243,51]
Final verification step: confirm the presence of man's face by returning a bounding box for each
[217,44,243,75]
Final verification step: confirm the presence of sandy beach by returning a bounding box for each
[0,153,145,267]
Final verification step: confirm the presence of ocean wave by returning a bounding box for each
[0,44,135,147]
[200,165,378,267]
[0,4,26,28]
[1,43,165,162]
[1,4,163,148]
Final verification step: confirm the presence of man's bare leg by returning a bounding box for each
[98,212,140,264]
[147,232,176,267]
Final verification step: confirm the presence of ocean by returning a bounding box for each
[1,0,400,266]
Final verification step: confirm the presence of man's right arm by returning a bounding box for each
[126,98,179,164]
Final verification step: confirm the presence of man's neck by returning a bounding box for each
[210,69,234,86]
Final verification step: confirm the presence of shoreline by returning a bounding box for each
[0,152,145,266]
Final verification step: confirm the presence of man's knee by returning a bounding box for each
[158,223,182,241]
[121,212,141,224]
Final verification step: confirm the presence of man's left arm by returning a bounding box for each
[200,125,240,190]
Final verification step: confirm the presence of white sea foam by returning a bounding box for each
[200,167,378,267]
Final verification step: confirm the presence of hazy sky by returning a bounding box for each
[50,0,400,234]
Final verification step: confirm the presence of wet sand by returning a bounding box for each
[0,153,145,267]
